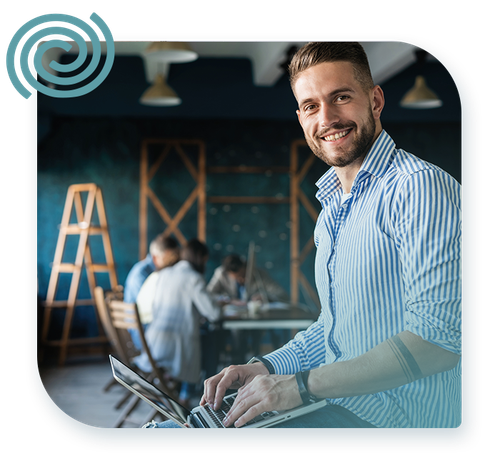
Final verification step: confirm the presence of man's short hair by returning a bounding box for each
[149,233,179,256]
[289,42,374,93]
[180,238,209,274]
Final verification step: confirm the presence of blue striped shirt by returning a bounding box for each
[265,130,461,427]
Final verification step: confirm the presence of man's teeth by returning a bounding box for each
[323,130,349,141]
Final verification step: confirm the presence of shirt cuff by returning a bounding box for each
[261,348,303,375]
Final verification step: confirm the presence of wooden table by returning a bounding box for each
[221,303,317,331]
[216,303,318,364]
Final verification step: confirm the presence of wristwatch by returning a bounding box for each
[247,355,275,374]
[295,370,319,404]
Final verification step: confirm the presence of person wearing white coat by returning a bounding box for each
[133,239,221,403]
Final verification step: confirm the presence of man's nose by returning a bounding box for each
[319,103,340,128]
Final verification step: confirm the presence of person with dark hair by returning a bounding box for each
[179,238,210,274]
[207,253,289,363]
[133,239,221,406]
[207,254,288,304]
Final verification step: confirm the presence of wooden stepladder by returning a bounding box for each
[42,183,118,365]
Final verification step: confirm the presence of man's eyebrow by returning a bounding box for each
[298,86,356,108]
[330,86,356,95]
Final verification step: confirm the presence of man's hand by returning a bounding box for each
[223,374,302,428]
[201,362,308,428]
[200,362,269,411]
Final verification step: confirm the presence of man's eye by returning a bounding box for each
[336,95,350,103]
[304,104,316,111]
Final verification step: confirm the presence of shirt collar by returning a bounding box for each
[316,130,395,202]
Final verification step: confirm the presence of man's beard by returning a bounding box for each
[306,113,376,168]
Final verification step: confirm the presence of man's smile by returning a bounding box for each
[320,129,352,142]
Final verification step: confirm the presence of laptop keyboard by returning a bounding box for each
[203,395,279,428]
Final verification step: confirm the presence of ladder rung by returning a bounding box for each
[61,224,107,234]
[68,183,99,192]
[89,264,114,272]
[52,263,79,272]
[50,263,113,272]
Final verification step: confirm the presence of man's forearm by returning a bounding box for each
[307,331,460,399]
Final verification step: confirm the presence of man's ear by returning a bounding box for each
[371,85,385,120]
[296,109,303,126]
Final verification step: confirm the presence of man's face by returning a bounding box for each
[294,61,383,169]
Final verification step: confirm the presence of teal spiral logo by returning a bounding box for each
[6,13,114,99]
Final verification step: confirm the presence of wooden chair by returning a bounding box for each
[95,286,138,367]
[95,286,138,405]
[94,286,179,427]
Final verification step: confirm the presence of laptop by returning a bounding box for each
[109,355,327,428]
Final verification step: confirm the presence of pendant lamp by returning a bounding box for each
[140,74,181,106]
[400,49,442,109]
[400,75,442,109]
[142,42,198,63]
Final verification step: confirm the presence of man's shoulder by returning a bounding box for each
[387,148,460,189]
[391,148,443,176]
[135,257,155,274]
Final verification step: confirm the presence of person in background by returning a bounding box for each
[123,233,180,349]
[207,254,288,304]
[133,239,221,407]
[123,233,180,304]
[207,253,290,363]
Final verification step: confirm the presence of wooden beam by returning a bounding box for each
[139,141,149,259]
[148,142,172,182]
[140,140,207,251]
[290,141,299,303]
[208,196,290,204]
[198,143,206,242]
[207,166,290,174]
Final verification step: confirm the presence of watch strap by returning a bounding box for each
[247,355,275,374]
[295,370,318,404]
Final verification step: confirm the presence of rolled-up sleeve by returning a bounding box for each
[263,312,327,374]
[392,168,462,355]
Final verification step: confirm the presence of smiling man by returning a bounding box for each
[293,59,383,190]
[146,42,462,429]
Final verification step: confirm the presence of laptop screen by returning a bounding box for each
[109,355,190,424]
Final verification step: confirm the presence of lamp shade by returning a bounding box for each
[400,75,442,109]
[142,42,198,63]
[139,74,181,106]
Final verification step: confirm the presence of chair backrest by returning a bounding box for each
[94,286,140,365]
[94,286,177,398]
[104,285,124,302]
